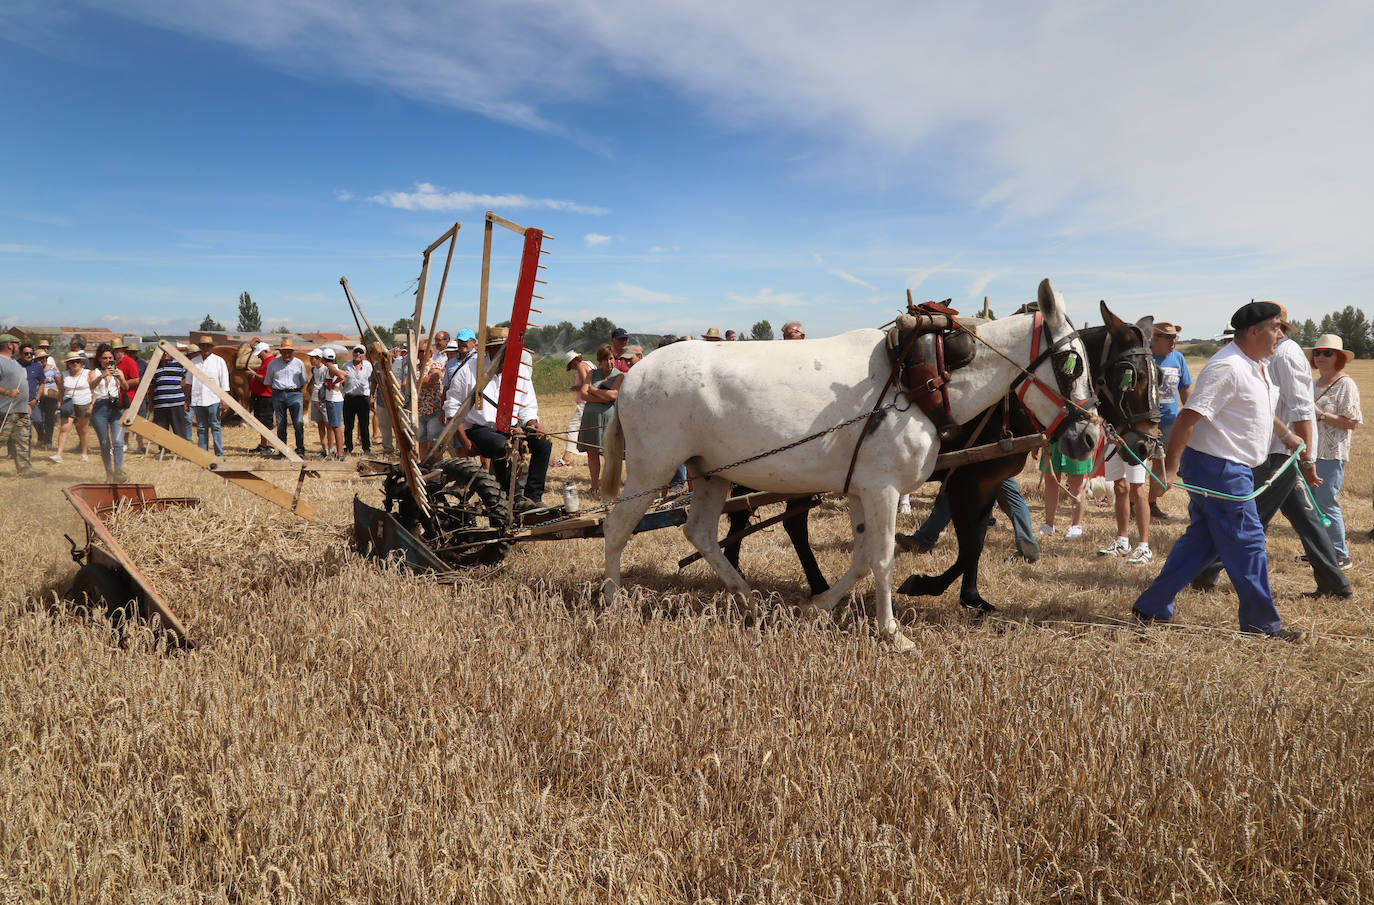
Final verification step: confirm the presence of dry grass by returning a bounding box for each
[3,363,1374,903]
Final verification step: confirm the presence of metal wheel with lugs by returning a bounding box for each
[386,458,512,568]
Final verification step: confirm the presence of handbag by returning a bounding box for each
[42,385,59,400]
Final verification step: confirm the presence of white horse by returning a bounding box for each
[599,279,1099,648]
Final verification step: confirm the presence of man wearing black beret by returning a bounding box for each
[1130,301,1303,640]
[1189,303,1352,599]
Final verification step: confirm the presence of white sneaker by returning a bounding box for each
[1037,524,1055,536]
[48,453,63,464]
[1127,543,1154,564]
[1098,537,1130,556]
[80,453,89,462]
[1064,525,1084,541]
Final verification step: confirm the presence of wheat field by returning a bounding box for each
[2,360,1372,904]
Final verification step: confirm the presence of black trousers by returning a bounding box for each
[466,423,552,503]
[1194,451,1351,594]
[343,395,371,452]
[251,396,275,446]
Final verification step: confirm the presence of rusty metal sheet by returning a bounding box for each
[62,483,200,643]
[353,496,451,573]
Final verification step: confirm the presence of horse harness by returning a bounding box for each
[842,300,1094,493]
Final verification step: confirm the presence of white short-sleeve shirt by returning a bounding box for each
[1183,342,1278,468]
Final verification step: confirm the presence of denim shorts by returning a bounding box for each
[325,399,343,428]
[418,412,444,442]
[61,399,91,419]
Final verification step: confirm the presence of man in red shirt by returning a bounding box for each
[111,340,141,404]
[246,341,276,454]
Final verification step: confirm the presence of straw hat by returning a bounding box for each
[485,326,509,346]
[1306,334,1352,369]
[64,351,84,364]
[702,327,723,341]
[1152,322,1181,337]
[196,335,215,346]
[278,337,295,350]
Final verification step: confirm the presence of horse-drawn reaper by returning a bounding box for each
[598,278,1101,649]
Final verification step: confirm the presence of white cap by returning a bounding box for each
[322,348,337,360]
[445,340,461,352]
[253,341,270,354]
[308,348,324,357]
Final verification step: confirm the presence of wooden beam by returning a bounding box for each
[208,459,356,473]
[933,434,1046,470]
[477,217,493,360]
[119,346,163,427]
[423,222,460,255]
[486,210,527,235]
[124,416,316,519]
[157,341,300,462]
[427,226,458,362]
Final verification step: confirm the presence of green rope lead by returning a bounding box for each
[1108,428,1331,526]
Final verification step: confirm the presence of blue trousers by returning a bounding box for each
[90,399,124,473]
[193,403,223,457]
[1314,458,1347,558]
[1134,448,1281,633]
[273,391,305,456]
[913,477,1037,554]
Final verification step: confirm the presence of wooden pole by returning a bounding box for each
[155,341,300,461]
[476,215,495,361]
[119,346,163,426]
[427,224,459,355]
[123,416,316,519]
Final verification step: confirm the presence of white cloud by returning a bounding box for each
[584,233,613,246]
[648,245,678,254]
[829,269,875,290]
[727,287,807,308]
[609,281,683,304]
[363,182,610,215]
[69,0,1374,264]
[966,272,997,299]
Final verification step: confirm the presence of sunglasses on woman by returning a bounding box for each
[1314,350,1337,357]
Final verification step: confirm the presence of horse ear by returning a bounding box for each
[1099,300,1127,333]
[1037,278,1064,326]
[1135,315,1155,337]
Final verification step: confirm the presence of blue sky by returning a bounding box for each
[3,0,1372,341]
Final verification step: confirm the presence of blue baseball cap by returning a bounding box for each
[455,328,476,342]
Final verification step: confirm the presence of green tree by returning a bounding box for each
[236,291,261,332]
[199,313,225,332]
[1296,318,1318,347]
[270,324,290,334]
[1331,305,1371,359]
[578,317,617,347]
[750,319,774,341]
[390,317,415,338]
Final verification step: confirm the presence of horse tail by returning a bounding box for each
[600,410,625,498]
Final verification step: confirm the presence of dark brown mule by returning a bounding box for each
[723,301,1159,610]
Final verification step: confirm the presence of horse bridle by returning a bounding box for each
[1007,309,1099,441]
[1089,324,1162,458]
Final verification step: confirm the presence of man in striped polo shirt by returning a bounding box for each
[150,348,191,443]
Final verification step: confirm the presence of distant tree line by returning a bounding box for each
[1291,307,1373,358]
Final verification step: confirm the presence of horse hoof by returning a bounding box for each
[888,631,917,653]
[959,598,997,615]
